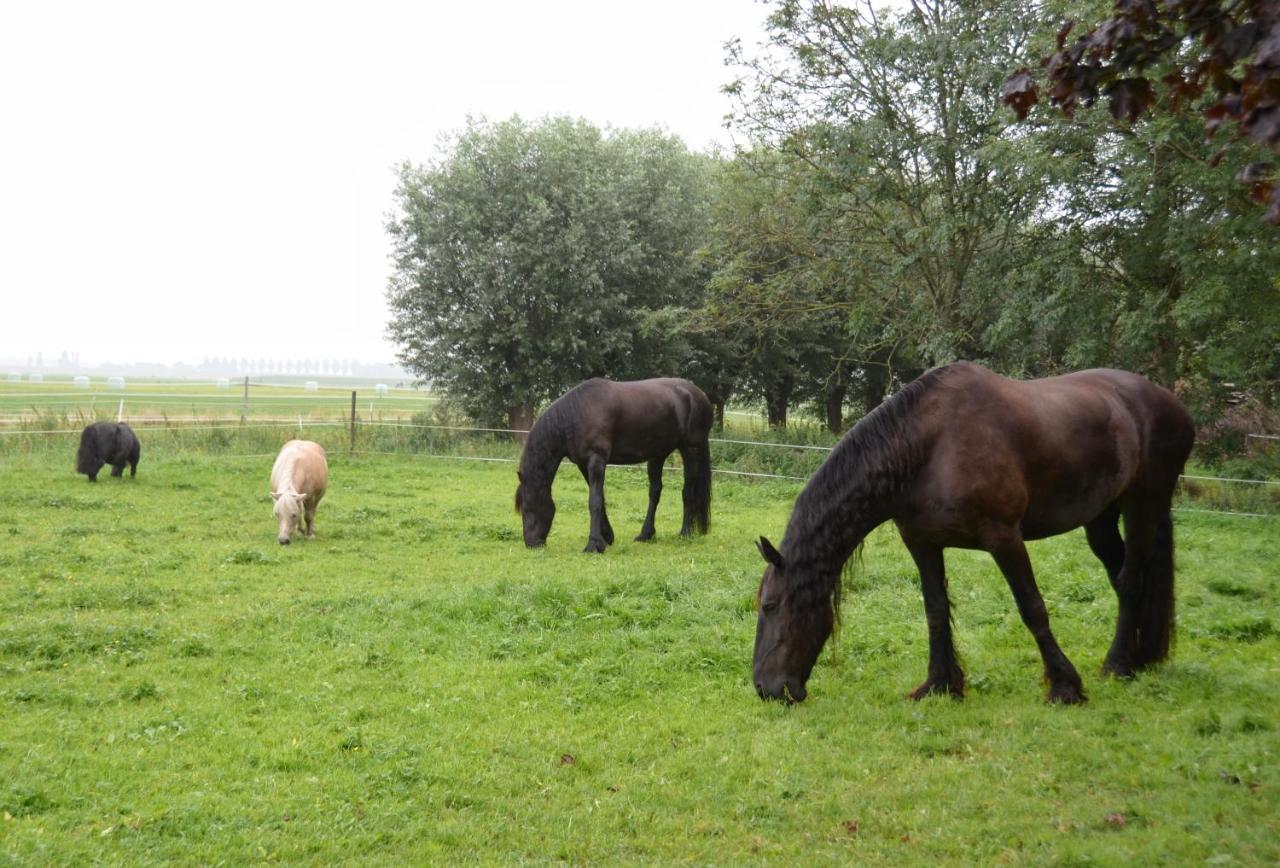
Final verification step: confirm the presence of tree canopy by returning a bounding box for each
[386,116,715,429]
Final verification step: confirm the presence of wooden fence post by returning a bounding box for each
[350,390,357,452]
[242,376,249,423]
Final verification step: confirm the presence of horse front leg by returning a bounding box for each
[989,530,1085,704]
[903,539,964,700]
[582,454,611,553]
[635,458,664,541]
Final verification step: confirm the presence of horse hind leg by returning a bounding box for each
[989,529,1085,704]
[904,539,964,700]
[635,458,663,541]
[1104,497,1176,676]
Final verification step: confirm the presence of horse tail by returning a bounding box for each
[684,437,712,535]
[1134,509,1175,667]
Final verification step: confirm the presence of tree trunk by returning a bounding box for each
[861,363,889,414]
[824,380,846,435]
[764,376,794,428]
[713,401,726,432]
[508,404,536,444]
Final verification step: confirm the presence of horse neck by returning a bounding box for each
[520,420,566,495]
[781,425,919,587]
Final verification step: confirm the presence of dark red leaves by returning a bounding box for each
[1001,68,1040,120]
[1005,0,1280,221]
[1107,78,1157,121]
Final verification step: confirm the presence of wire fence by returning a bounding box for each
[2,412,1276,520]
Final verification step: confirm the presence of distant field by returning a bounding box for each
[0,377,437,426]
[0,445,1276,864]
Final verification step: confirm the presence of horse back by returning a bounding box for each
[271,440,329,500]
[903,365,1192,542]
[582,378,711,463]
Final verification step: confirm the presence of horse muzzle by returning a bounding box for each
[754,676,807,704]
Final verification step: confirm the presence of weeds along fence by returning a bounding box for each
[0,409,1276,519]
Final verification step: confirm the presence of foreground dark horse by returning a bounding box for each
[516,378,713,553]
[76,422,141,482]
[753,363,1194,705]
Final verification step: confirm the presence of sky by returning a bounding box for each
[0,1,768,368]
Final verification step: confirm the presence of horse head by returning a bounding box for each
[752,536,834,703]
[272,490,307,545]
[515,470,555,547]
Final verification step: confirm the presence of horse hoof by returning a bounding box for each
[634,533,654,542]
[909,680,964,701]
[583,541,607,554]
[1101,659,1135,679]
[1047,683,1086,705]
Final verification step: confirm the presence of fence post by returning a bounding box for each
[117,399,124,423]
[242,376,249,423]
[350,390,357,452]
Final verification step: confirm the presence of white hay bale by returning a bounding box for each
[107,376,126,389]
[216,378,230,389]
[28,373,43,384]
[74,376,90,388]
[375,383,389,397]
[304,381,319,392]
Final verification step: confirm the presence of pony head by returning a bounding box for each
[752,536,834,703]
[272,490,307,544]
[515,470,555,547]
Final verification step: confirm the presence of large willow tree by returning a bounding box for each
[386,116,715,430]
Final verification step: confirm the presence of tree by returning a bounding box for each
[1003,0,1280,221]
[386,116,716,429]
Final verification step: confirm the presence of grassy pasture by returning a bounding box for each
[0,441,1276,864]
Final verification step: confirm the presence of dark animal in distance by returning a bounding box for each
[753,362,1194,705]
[76,422,142,482]
[516,378,713,553]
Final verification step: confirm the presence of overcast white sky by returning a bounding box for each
[0,1,767,367]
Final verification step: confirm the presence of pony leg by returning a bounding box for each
[304,504,317,537]
[110,463,125,477]
[583,454,611,553]
[988,531,1085,704]
[1104,497,1176,676]
[635,458,663,541]
[904,540,964,700]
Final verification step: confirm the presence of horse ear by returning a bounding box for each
[757,536,784,570]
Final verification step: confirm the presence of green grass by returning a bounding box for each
[0,446,1277,865]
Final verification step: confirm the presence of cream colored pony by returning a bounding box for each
[270,440,328,544]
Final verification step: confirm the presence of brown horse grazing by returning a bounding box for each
[516,378,713,553]
[753,362,1194,705]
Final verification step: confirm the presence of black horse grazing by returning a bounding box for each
[753,362,1194,705]
[76,422,141,482]
[516,378,713,553]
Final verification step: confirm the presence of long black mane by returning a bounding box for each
[779,365,957,608]
[516,382,589,501]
